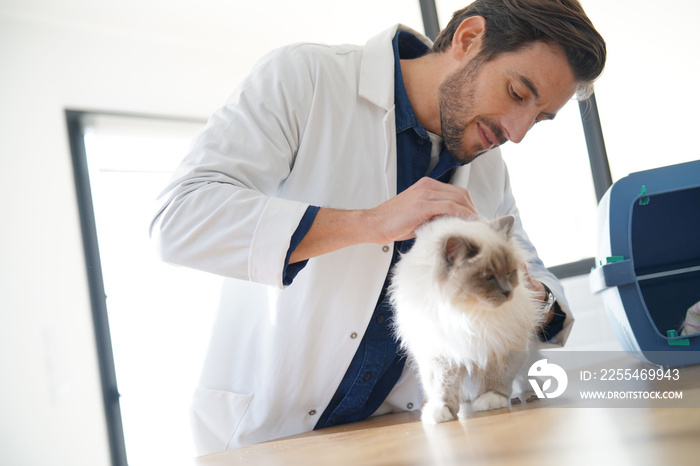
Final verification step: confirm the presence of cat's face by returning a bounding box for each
[439,217,520,308]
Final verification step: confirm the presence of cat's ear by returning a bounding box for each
[444,237,480,266]
[490,215,515,238]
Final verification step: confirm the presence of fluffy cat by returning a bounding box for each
[389,215,546,423]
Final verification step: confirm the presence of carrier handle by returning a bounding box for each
[589,257,636,294]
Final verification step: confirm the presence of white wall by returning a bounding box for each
[6,0,689,464]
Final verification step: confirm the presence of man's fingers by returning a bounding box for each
[367,178,480,243]
[410,177,478,217]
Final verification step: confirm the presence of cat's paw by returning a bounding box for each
[421,402,456,424]
[472,392,509,412]
[457,402,470,420]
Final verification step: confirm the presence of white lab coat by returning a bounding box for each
[150,24,573,455]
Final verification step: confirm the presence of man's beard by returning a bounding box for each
[438,55,505,164]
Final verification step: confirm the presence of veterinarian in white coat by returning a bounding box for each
[151,24,575,455]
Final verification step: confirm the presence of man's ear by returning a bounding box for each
[451,16,486,61]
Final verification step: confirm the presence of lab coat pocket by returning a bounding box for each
[190,387,253,456]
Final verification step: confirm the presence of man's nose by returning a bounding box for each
[503,110,538,144]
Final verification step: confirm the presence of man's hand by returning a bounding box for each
[363,177,479,244]
[289,177,478,263]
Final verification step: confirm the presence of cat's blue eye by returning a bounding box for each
[484,273,494,281]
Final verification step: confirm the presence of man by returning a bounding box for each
[150,0,605,455]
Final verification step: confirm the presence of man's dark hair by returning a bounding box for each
[431,0,606,99]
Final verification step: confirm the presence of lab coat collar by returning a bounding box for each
[359,24,433,111]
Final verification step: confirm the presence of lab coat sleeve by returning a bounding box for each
[495,159,574,347]
[150,46,315,288]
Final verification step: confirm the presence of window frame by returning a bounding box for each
[66,109,128,466]
[66,109,207,465]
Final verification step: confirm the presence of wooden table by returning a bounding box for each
[194,358,700,465]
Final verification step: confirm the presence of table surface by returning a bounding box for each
[193,357,700,466]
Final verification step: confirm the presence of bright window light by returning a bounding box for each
[84,115,221,464]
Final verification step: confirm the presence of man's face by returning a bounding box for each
[438,40,578,164]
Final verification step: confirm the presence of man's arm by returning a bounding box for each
[289,177,479,263]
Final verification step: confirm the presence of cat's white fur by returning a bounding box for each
[390,216,546,423]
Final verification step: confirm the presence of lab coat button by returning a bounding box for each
[382,245,390,253]
[407,403,414,410]
[350,332,358,339]
[309,409,317,416]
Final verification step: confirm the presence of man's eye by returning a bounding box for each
[510,86,524,102]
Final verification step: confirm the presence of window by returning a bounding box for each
[500,101,600,268]
[581,0,700,181]
[71,112,221,464]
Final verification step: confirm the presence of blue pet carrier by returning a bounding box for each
[590,160,700,367]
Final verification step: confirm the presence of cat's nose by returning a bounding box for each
[502,290,511,298]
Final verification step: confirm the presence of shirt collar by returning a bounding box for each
[393,31,430,138]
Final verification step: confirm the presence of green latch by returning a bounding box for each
[606,256,625,263]
[639,185,650,206]
[666,329,690,346]
[599,256,626,267]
